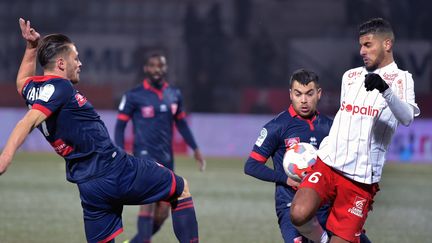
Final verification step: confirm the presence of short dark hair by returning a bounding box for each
[289,69,319,89]
[37,34,73,69]
[145,52,166,65]
[358,18,394,42]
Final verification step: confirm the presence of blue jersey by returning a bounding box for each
[115,79,197,168]
[245,105,333,209]
[21,76,188,243]
[21,75,124,183]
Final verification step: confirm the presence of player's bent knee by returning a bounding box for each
[290,188,321,226]
[290,203,309,226]
[177,178,192,200]
[154,203,170,223]
[139,203,154,213]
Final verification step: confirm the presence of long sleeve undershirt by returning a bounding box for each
[382,88,414,126]
[244,156,288,184]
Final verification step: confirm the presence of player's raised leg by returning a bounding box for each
[121,155,199,243]
[291,188,328,243]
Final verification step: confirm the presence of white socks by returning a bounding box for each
[295,216,328,243]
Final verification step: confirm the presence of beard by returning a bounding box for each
[148,75,165,89]
[365,63,379,72]
[365,51,385,72]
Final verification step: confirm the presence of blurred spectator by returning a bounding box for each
[234,0,252,39]
[250,28,277,86]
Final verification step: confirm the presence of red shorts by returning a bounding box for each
[300,158,379,242]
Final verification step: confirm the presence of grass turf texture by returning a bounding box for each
[0,152,431,242]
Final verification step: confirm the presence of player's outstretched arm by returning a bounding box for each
[175,119,205,171]
[193,148,206,172]
[16,18,40,94]
[0,109,47,175]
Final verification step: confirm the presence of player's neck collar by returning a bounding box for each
[367,61,397,74]
[288,105,318,121]
[143,79,168,100]
[143,79,168,91]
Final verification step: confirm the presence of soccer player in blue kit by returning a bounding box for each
[0,18,199,243]
[115,53,205,243]
[244,69,370,243]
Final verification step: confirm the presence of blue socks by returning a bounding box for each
[171,197,199,243]
[130,215,153,243]
[129,198,199,243]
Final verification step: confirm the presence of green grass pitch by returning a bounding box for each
[0,152,431,242]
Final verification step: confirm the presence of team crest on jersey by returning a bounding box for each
[255,128,267,147]
[171,104,178,115]
[348,196,367,218]
[75,93,87,107]
[284,137,300,149]
[141,106,155,118]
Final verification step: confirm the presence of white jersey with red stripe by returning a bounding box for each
[317,62,420,184]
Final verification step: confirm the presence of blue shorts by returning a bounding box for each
[135,153,174,171]
[77,154,184,243]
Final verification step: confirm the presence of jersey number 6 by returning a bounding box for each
[307,172,322,184]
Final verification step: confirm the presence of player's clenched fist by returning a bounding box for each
[364,73,389,93]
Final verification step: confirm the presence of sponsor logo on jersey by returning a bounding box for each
[50,139,73,157]
[284,137,300,149]
[348,196,367,218]
[382,72,398,82]
[348,71,362,79]
[141,106,155,118]
[255,128,267,147]
[340,101,379,117]
[75,93,88,107]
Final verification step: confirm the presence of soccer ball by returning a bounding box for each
[282,142,317,182]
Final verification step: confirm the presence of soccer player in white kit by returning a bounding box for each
[289,18,420,243]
